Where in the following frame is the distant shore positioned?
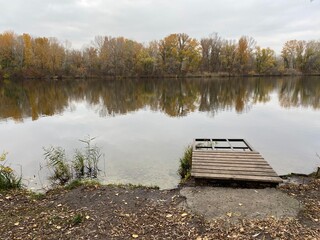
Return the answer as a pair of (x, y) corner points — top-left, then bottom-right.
(1, 71), (320, 82)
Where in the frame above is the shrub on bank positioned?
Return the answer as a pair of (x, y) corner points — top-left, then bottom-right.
(0, 152), (22, 190)
(178, 146), (193, 181)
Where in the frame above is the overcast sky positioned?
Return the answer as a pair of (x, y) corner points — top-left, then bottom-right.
(0, 0), (319, 52)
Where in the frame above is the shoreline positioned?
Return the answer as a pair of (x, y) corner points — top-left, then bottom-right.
(1, 72), (320, 82)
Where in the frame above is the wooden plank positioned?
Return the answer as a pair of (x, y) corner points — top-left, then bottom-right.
(192, 150), (261, 156)
(192, 151), (262, 158)
(192, 156), (266, 161)
(191, 169), (279, 177)
(192, 155), (264, 159)
(192, 162), (272, 169)
(191, 172), (283, 183)
(193, 150), (260, 155)
(192, 170), (278, 177)
(191, 165), (274, 172)
(192, 160), (269, 165)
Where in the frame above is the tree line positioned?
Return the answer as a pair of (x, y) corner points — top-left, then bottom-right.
(0, 31), (320, 79)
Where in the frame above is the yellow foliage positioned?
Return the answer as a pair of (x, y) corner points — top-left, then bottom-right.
(0, 152), (8, 162)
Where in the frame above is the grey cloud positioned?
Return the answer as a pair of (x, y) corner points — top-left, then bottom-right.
(0, 0), (319, 52)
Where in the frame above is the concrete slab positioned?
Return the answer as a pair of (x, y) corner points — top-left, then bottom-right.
(180, 187), (302, 221)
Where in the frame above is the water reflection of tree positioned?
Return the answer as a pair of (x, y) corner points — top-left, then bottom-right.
(278, 78), (320, 109)
(0, 77), (319, 122)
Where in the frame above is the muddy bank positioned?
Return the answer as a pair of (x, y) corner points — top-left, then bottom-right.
(0, 179), (319, 239)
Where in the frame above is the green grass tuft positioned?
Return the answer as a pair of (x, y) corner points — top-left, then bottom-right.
(72, 213), (84, 225)
(178, 146), (193, 181)
(0, 152), (22, 190)
(65, 179), (101, 190)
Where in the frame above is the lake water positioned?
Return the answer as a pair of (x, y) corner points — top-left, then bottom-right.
(0, 77), (319, 189)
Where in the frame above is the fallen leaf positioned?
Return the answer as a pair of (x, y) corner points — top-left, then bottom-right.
(252, 232), (261, 238)
(14, 222), (19, 226)
(181, 213), (188, 217)
(132, 234), (138, 238)
(226, 212), (232, 217)
(166, 214), (173, 218)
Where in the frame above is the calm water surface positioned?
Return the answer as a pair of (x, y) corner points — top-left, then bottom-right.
(0, 77), (319, 189)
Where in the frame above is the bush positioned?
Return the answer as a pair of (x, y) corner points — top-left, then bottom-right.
(0, 152), (22, 190)
(178, 146), (193, 180)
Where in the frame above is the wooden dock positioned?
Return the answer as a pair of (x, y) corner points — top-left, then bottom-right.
(191, 139), (283, 184)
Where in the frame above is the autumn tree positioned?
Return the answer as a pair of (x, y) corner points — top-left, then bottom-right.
(159, 33), (200, 75)
(48, 38), (65, 75)
(136, 47), (156, 76)
(220, 40), (237, 75)
(83, 46), (99, 76)
(68, 50), (85, 77)
(281, 40), (300, 70)
(158, 34), (179, 74)
(200, 33), (223, 72)
(236, 36), (256, 74)
(22, 33), (34, 71)
(0, 31), (16, 70)
(255, 47), (276, 74)
(302, 41), (320, 73)
(136, 40), (159, 75)
(33, 37), (50, 75)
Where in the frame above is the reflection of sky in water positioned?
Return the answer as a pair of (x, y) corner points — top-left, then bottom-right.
(1, 91), (319, 190)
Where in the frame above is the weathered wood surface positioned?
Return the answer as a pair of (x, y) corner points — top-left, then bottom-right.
(191, 150), (283, 183)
